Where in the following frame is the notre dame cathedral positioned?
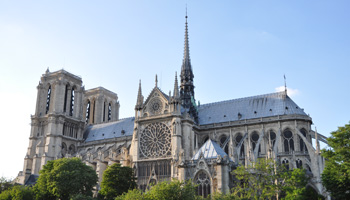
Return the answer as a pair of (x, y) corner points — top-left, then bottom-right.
(17, 15), (328, 198)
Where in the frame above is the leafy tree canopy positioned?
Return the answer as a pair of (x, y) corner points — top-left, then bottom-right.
(0, 185), (34, 200)
(322, 122), (350, 199)
(116, 180), (201, 200)
(227, 159), (311, 200)
(0, 177), (15, 194)
(99, 163), (137, 199)
(33, 157), (98, 200)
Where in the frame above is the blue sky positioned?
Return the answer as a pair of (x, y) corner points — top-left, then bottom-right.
(0, 1), (349, 178)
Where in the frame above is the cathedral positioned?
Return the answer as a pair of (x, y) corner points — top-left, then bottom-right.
(17, 15), (328, 198)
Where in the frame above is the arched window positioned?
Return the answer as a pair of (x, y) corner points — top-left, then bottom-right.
(69, 88), (75, 116)
(219, 135), (229, 154)
(86, 101), (90, 123)
(63, 85), (68, 112)
(108, 103), (112, 121)
(103, 102), (106, 122)
(282, 158), (289, 170)
(299, 129), (308, 152)
(268, 130), (276, 148)
(195, 170), (211, 198)
(68, 144), (75, 155)
(62, 122), (67, 136)
(296, 159), (303, 169)
(61, 142), (67, 157)
(283, 129), (294, 153)
(46, 85), (51, 114)
(92, 100), (96, 123)
(251, 132), (261, 154)
(203, 136), (209, 144)
(235, 133), (244, 157)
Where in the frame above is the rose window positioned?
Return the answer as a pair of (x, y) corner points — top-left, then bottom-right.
(149, 98), (163, 115)
(139, 122), (171, 158)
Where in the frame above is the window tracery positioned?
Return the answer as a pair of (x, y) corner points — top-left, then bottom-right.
(86, 101), (90, 123)
(251, 132), (261, 154)
(282, 158), (289, 170)
(283, 129), (294, 153)
(299, 129), (308, 152)
(108, 103), (112, 121)
(235, 133), (244, 157)
(139, 122), (171, 158)
(69, 88), (75, 116)
(46, 85), (51, 114)
(268, 130), (276, 148)
(219, 135), (229, 154)
(195, 170), (211, 198)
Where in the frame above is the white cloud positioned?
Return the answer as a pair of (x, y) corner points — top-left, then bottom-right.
(275, 86), (300, 97)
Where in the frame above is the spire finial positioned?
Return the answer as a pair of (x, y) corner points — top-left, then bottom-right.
(173, 71), (179, 98)
(155, 74), (158, 87)
(136, 79), (143, 109)
(284, 74), (287, 95)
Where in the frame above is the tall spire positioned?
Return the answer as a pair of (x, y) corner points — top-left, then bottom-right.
(135, 80), (143, 110)
(173, 72), (179, 98)
(179, 10), (198, 123)
(182, 11), (192, 72)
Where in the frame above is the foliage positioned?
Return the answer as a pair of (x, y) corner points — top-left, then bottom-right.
(229, 159), (309, 200)
(0, 177), (15, 194)
(70, 193), (96, 200)
(321, 122), (350, 199)
(115, 180), (201, 200)
(114, 189), (144, 200)
(0, 185), (34, 200)
(99, 163), (137, 199)
(33, 157), (98, 200)
(144, 179), (200, 200)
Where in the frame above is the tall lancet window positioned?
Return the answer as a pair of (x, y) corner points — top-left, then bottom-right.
(63, 85), (68, 112)
(283, 129), (294, 153)
(219, 135), (229, 154)
(268, 130), (276, 148)
(103, 102), (106, 122)
(86, 101), (90, 123)
(69, 88), (75, 116)
(251, 132), (261, 154)
(235, 133), (244, 158)
(108, 103), (112, 121)
(195, 171), (211, 198)
(299, 129), (308, 152)
(46, 85), (51, 114)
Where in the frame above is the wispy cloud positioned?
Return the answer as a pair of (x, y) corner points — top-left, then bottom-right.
(275, 86), (300, 97)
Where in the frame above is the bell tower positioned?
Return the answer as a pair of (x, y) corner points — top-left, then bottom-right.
(20, 69), (85, 184)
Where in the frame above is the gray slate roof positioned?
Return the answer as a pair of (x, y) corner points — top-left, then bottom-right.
(84, 117), (135, 142)
(192, 139), (229, 160)
(198, 92), (307, 125)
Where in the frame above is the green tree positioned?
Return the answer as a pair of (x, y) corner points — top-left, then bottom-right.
(33, 157), (98, 200)
(99, 163), (137, 199)
(115, 180), (201, 200)
(321, 122), (350, 199)
(144, 179), (200, 200)
(229, 159), (309, 200)
(0, 177), (14, 194)
(114, 189), (143, 200)
(0, 185), (34, 200)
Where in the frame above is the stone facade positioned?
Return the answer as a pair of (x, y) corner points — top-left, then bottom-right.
(18, 16), (328, 198)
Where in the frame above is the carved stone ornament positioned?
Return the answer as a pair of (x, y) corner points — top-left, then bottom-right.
(139, 122), (171, 158)
(149, 98), (163, 115)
